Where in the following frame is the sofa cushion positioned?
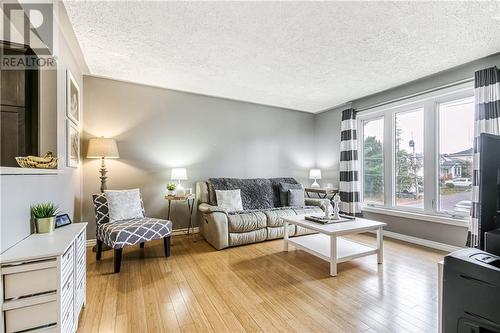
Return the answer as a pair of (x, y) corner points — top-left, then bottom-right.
(267, 225), (296, 240)
(228, 211), (267, 233)
(278, 182), (303, 206)
(263, 208), (297, 227)
(229, 229), (267, 246)
(269, 177), (300, 207)
(209, 178), (274, 210)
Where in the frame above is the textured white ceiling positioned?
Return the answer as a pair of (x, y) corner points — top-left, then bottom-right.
(64, 1), (500, 113)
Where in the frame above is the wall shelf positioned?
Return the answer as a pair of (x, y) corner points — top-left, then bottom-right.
(0, 167), (62, 176)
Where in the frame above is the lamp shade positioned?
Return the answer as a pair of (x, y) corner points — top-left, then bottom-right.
(86, 137), (119, 158)
(171, 168), (187, 180)
(309, 169), (322, 180)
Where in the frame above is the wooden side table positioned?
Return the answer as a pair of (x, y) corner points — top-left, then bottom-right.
(304, 187), (338, 200)
(165, 194), (196, 235)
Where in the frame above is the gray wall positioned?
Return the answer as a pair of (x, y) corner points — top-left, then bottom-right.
(315, 52), (500, 247)
(80, 53), (500, 246)
(363, 212), (467, 247)
(82, 76), (316, 238)
(1, 3), (88, 253)
(314, 103), (344, 188)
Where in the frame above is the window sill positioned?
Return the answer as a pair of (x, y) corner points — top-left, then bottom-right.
(362, 206), (469, 228)
(0, 167), (62, 175)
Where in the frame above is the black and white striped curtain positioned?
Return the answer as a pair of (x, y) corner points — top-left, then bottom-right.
(339, 108), (361, 215)
(469, 66), (500, 247)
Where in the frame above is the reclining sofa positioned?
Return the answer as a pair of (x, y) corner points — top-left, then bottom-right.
(196, 177), (330, 250)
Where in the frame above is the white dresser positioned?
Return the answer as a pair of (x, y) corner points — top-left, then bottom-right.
(0, 223), (87, 333)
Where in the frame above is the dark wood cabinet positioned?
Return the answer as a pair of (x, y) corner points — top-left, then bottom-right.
(0, 41), (38, 167)
(1, 70), (25, 107)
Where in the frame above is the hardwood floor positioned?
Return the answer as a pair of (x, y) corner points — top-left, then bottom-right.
(78, 233), (445, 333)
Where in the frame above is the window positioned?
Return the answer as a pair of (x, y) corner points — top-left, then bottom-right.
(438, 97), (474, 216)
(395, 109), (424, 209)
(362, 118), (384, 204)
(359, 84), (474, 221)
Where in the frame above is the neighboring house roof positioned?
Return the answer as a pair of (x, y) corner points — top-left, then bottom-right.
(439, 155), (463, 167)
(447, 148), (473, 157)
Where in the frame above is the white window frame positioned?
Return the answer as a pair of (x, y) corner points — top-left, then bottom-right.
(358, 81), (474, 224)
(434, 95), (475, 215)
(360, 116), (385, 206)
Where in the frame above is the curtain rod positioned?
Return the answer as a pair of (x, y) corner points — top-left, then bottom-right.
(356, 77), (474, 113)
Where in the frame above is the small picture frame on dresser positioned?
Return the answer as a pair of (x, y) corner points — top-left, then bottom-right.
(55, 214), (72, 228)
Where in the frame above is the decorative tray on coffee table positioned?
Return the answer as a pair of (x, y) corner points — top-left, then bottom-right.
(305, 214), (355, 224)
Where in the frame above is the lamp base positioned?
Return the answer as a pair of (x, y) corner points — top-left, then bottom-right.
(310, 180), (320, 188)
(175, 182), (186, 196)
(100, 157), (108, 193)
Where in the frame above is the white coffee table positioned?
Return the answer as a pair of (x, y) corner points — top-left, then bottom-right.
(283, 216), (386, 276)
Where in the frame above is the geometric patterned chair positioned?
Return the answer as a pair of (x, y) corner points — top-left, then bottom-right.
(92, 193), (172, 273)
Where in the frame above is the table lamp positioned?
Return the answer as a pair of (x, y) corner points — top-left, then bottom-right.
(171, 168), (187, 195)
(87, 137), (119, 192)
(309, 169), (322, 188)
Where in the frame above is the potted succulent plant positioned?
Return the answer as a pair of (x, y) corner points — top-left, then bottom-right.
(166, 182), (177, 196)
(31, 202), (59, 234)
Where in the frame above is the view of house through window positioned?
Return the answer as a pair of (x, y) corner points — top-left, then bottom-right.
(395, 109), (424, 209)
(363, 118), (384, 204)
(438, 97), (474, 216)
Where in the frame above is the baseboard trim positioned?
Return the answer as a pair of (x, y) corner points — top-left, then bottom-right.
(85, 227), (460, 252)
(172, 227), (200, 236)
(86, 227), (200, 247)
(372, 230), (464, 252)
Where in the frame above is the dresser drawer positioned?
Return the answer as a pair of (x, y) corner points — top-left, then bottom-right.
(21, 325), (58, 333)
(61, 244), (74, 282)
(3, 261), (58, 300)
(75, 275), (85, 311)
(61, 297), (74, 333)
(76, 254), (85, 280)
(77, 230), (85, 252)
(61, 272), (74, 311)
(5, 299), (57, 333)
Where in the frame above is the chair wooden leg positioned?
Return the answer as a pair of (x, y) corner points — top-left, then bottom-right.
(163, 236), (171, 257)
(139, 242), (145, 248)
(96, 240), (102, 261)
(114, 248), (123, 273)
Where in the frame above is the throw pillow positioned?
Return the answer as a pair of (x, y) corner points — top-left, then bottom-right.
(215, 189), (243, 212)
(288, 189), (305, 207)
(278, 182), (303, 206)
(269, 177), (300, 207)
(104, 189), (144, 222)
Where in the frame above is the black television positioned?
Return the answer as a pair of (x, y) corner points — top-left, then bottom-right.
(477, 133), (500, 251)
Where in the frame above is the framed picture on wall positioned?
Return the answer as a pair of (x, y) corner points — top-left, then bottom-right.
(66, 120), (80, 168)
(66, 69), (80, 124)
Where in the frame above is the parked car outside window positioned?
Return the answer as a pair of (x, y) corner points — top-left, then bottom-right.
(445, 178), (472, 187)
(453, 200), (472, 217)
